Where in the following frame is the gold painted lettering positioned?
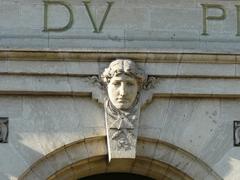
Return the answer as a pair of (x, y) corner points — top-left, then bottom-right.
(83, 1), (114, 33)
(43, 0), (74, 32)
(201, 4), (226, 35)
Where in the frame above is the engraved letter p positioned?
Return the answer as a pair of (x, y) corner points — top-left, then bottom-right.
(201, 4), (226, 35)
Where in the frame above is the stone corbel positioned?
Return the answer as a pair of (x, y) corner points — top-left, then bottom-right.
(87, 59), (158, 161)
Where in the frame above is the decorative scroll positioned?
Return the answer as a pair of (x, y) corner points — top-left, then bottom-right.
(0, 117), (8, 143)
(234, 121), (240, 146)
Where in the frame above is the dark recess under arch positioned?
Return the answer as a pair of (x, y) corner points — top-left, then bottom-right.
(79, 172), (154, 180)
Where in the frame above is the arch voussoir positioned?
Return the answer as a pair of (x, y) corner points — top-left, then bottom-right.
(19, 136), (221, 180)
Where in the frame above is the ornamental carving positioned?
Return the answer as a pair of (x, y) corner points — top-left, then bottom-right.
(234, 121), (240, 146)
(101, 59), (145, 161)
(0, 118), (8, 143)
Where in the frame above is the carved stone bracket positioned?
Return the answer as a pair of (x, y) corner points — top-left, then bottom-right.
(86, 76), (106, 104)
(141, 76), (160, 107)
(0, 117), (8, 143)
(86, 60), (159, 161)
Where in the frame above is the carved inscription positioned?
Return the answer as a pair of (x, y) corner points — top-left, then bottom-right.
(201, 4), (226, 36)
(83, 1), (114, 33)
(43, 0), (74, 32)
(43, 0), (113, 33)
(42, 1), (240, 36)
(0, 118), (8, 143)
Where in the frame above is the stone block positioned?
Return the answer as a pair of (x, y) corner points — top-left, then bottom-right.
(48, 29), (124, 49)
(19, 4), (43, 29)
(36, 133), (68, 155)
(65, 62), (99, 75)
(147, 160), (168, 179)
(31, 157), (56, 179)
(83, 127), (106, 138)
(96, 7), (149, 30)
(140, 98), (170, 129)
(88, 156), (107, 175)
(32, 76), (71, 92)
(138, 128), (160, 140)
(65, 141), (88, 163)
(199, 121), (232, 166)
(136, 138), (157, 158)
(177, 63), (235, 77)
(107, 159), (134, 172)
(85, 137), (107, 157)
(234, 64), (240, 76)
(131, 157), (151, 176)
(153, 143), (177, 165)
(72, 159), (91, 179)
(0, 37), (48, 49)
(125, 0), (196, 8)
(0, 3), (21, 28)
(0, 96), (23, 118)
(46, 149), (72, 172)
(186, 159), (210, 179)
(10, 132), (45, 165)
(150, 8), (201, 31)
(144, 63), (178, 76)
(7, 61), (67, 75)
(213, 148), (240, 180)
(0, 61), (8, 73)
(54, 166), (75, 180)
(0, 145), (29, 178)
(20, 171), (41, 180)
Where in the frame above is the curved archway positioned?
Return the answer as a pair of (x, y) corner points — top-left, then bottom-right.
(19, 136), (222, 180)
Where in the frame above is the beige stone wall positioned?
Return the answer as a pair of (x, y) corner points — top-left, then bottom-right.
(0, 51), (239, 179)
(0, 0), (240, 52)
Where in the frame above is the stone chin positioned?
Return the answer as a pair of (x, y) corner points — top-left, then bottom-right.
(113, 101), (133, 110)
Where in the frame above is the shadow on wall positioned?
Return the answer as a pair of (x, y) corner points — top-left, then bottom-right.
(214, 147), (240, 179)
(8, 132), (44, 180)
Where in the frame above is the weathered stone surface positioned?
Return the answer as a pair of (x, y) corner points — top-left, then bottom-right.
(0, 50), (239, 179)
(0, 0), (240, 51)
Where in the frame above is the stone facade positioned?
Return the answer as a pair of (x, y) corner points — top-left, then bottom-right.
(0, 0), (240, 179)
(0, 51), (239, 179)
(0, 0), (239, 52)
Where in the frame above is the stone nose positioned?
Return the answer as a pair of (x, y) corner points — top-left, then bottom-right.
(119, 83), (126, 96)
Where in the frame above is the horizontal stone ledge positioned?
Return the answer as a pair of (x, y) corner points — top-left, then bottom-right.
(0, 49), (239, 64)
(1, 76), (240, 98)
(0, 61), (238, 77)
(0, 92), (239, 99)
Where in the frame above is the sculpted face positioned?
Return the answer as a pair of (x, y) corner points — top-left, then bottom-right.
(108, 73), (138, 110)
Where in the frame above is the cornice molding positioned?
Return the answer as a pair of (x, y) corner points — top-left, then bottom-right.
(0, 49), (239, 64)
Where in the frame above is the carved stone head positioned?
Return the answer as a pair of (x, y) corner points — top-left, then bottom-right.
(101, 59), (145, 110)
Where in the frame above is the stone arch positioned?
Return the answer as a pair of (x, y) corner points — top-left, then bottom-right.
(18, 136), (222, 180)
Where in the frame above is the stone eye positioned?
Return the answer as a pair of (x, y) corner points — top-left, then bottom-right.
(113, 81), (120, 86)
(127, 82), (134, 86)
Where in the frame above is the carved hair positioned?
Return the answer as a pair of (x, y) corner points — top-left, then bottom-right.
(101, 59), (145, 87)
